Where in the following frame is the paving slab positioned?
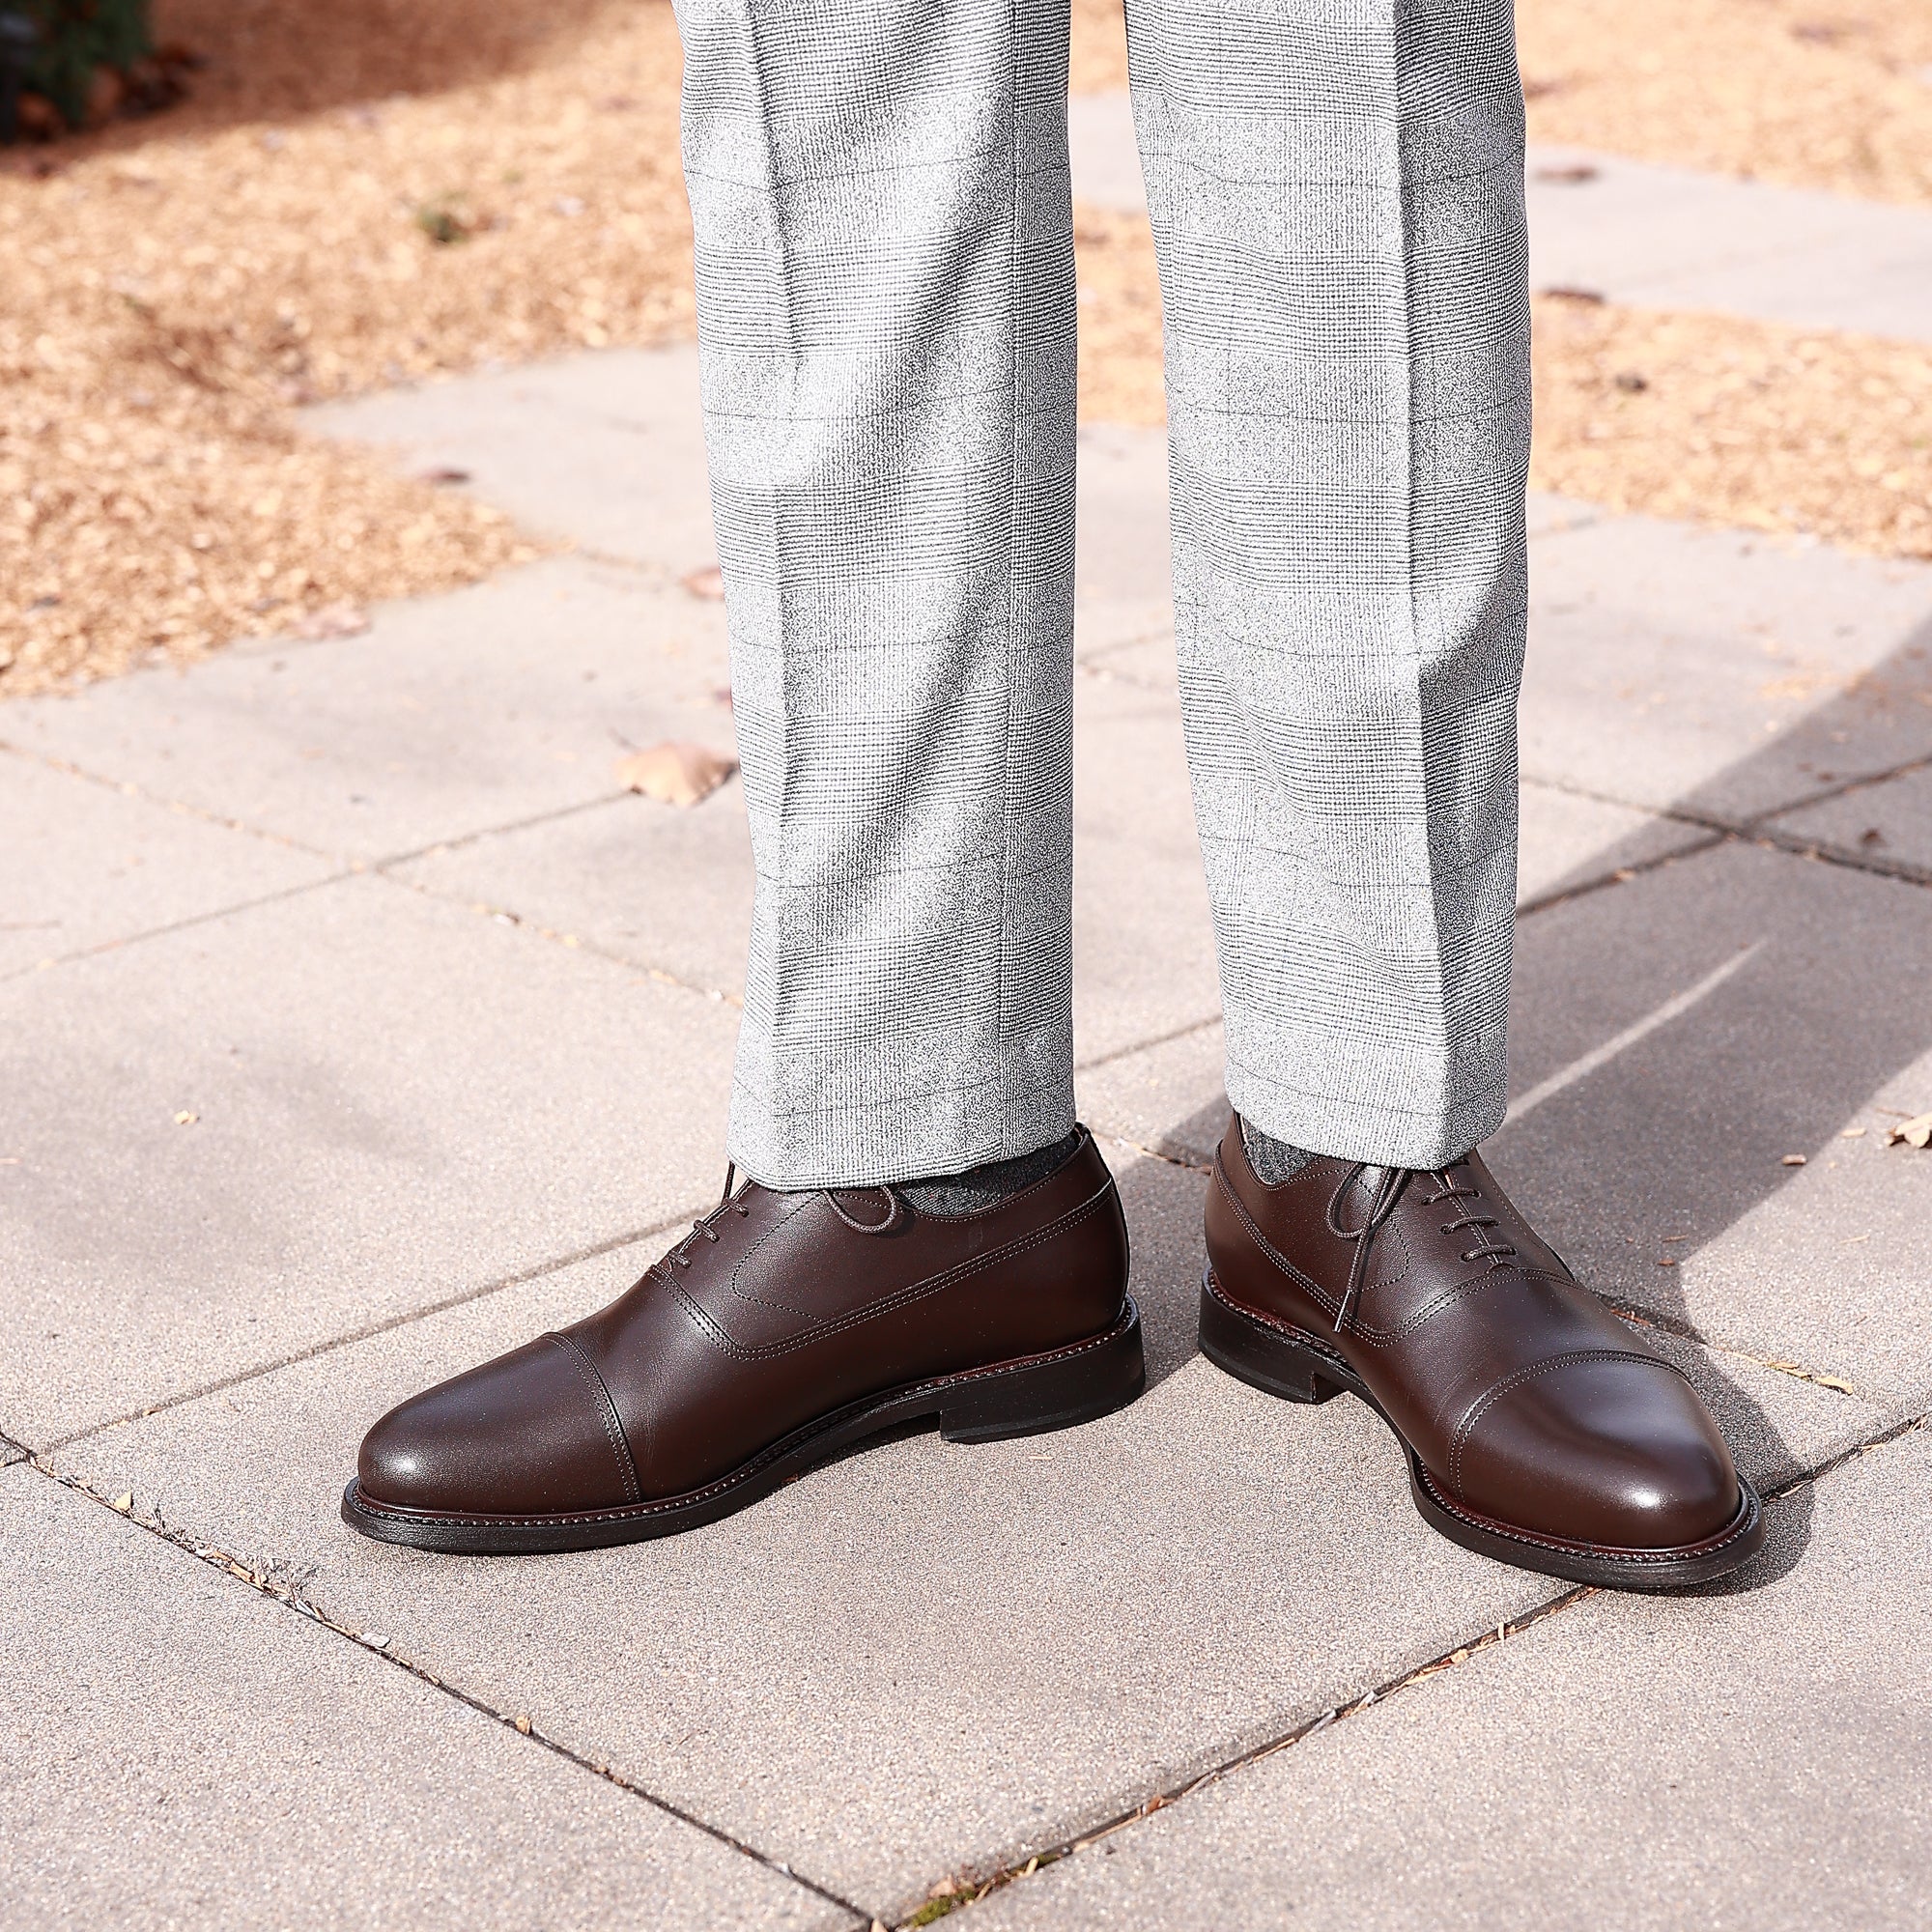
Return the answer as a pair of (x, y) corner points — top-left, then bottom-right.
(0, 554), (736, 864)
(971, 1427), (1932, 1932)
(0, 1463), (842, 1931)
(385, 667), (1222, 1059)
(0, 874), (736, 1448)
(309, 345), (720, 577)
(392, 786), (756, 1000)
(1495, 838), (1932, 1402)
(47, 1147), (1573, 1924)
(1074, 423), (1174, 655)
(49, 1137), (1873, 1926)
(1071, 783), (1705, 1158)
(1525, 144), (1932, 342)
(1070, 678), (1219, 1067)
(1520, 515), (1932, 823)
(1070, 91), (1932, 345)
(1770, 760), (1932, 882)
(316, 354), (1176, 663)
(1076, 1018), (1224, 1167)
(0, 748), (336, 980)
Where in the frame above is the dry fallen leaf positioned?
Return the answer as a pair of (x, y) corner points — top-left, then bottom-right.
(288, 601), (371, 641)
(513, 1714), (532, 1735)
(110, 1492), (133, 1512)
(173, 1110), (198, 1126)
(1841, 1125), (1868, 1138)
(1885, 1112), (1932, 1149)
(1780, 1153), (1807, 1166)
(680, 564), (725, 601)
(615, 742), (738, 807)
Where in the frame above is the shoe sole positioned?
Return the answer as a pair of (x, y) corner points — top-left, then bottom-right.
(1199, 1269), (1766, 1592)
(341, 1297), (1146, 1554)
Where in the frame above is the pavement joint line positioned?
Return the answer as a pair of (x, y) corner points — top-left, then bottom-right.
(0, 738), (337, 860)
(1525, 508), (1605, 543)
(0, 867), (361, 987)
(371, 862), (746, 1010)
(896, 1406), (1932, 1925)
(1073, 657), (1172, 696)
(888, 1585), (1592, 1926)
(1072, 622), (1176, 665)
(1514, 829), (1730, 920)
(1073, 1013), (1222, 1077)
(369, 786), (642, 869)
(1525, 759), (1932, 893)
(1093, 1130), (1213, 1177)
(8, 1454), (871, 1929)
(1603, 1296), (1877, 1405)
(38, 1208), (703, 1457)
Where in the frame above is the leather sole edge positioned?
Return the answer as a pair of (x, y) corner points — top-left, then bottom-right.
(341, 1297), (1146, 1555)
(1199, 1268), (1768, 1593)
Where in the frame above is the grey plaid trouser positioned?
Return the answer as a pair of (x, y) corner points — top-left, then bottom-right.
(675, 0), (1531, 1187)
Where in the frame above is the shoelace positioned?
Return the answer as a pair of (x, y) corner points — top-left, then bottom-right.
(1325, 1163), (1413, 1333)
(668, 1163), (751, 1269)
(1324, 1160), (1519, 1332)
(667, 1167), (904, 1268)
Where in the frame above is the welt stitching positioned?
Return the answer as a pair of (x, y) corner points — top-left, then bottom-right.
(351, 1306), (1135, 1530)
(1413, 1461), (1760, 1564)
(546, 1332), (641, 1504)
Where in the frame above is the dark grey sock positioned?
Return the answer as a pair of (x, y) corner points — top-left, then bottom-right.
(1241, 1120), (1316, 1185)
(898, 1128), (1085, 1217)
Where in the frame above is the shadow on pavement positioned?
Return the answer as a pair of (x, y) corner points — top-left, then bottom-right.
(1119, 621), (1932, 1592)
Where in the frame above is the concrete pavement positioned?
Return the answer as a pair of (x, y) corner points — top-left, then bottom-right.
(5, 143), (1931, 1932)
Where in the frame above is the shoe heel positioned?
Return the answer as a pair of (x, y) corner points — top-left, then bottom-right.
(1199, 1269), (1347, 1405)
(938, 1300), (1146, 1443)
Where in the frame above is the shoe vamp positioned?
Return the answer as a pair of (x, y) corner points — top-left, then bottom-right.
(685, 1195), (1008, 1352)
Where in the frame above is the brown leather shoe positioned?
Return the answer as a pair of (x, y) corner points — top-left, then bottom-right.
(343, 1126), (1141, 1552)
(1202, 1116), (1763, 1590)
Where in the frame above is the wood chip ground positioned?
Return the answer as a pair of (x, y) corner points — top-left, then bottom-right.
(5, 0), (1927, 695)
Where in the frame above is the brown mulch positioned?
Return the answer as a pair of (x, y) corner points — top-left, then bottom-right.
(1520, 0), (1932, 207)
(1070, 207), (1932, 562)
(8, 0), (1930, 696)
(2, 0), (691, 695)
(1077, 0), (1932, 208)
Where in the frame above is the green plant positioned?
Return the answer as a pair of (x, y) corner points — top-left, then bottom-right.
(16, 0), (152, 129)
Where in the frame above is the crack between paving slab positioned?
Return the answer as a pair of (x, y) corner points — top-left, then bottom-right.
(1094, 1132), (1212, 1177)
(1073, 1014), (1221, 1077)
(12, 1456), (869, 1928)
(0, 869), (361, 984)
(1525, 759), (1932, 895)
(376, 863), (744, 1010)
(895, 1406), (1932, 1926)
(28, 1341), (1926, 1932)
(372, 788), (641, 869)
(888, 1587), (1593, 1926)
(1073, 622), (1176, 666)
(1072, 657), (1174, 696)
(1515, 830), (1729, 920)
(40, 1209), (701, 1454)
(0, 740), (341, 860)
(1602, 1296), (1877, 1403)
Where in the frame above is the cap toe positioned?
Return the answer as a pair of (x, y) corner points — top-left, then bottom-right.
(355, 1335), (636, 1518)
(1457, 1354), (1743, 1551)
